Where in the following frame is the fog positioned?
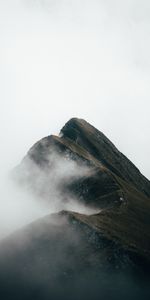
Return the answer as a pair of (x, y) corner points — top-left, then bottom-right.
(0, 148), (98, 238)
(0, 0), (150, 237)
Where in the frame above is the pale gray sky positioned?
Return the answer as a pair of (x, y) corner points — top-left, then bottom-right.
(0, 0), (150, 178)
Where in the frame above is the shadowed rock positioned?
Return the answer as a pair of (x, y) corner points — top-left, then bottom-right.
(1, 118), (150, 299)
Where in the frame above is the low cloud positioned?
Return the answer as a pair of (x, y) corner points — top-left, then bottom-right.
(0, 143), (97, 238)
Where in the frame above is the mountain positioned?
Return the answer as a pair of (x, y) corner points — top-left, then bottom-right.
(61, 118), (150, 197)
(0, 118), (150, 300)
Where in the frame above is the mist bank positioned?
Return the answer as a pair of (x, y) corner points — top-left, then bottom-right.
(0, 148), (97, 238)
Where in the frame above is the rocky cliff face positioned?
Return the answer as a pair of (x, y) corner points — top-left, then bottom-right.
(0, 118), (150, 300)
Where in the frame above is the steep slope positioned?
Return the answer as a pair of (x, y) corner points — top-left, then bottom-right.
(0, 210), (149, 300)
(15, 133), (120, 208)
(61, 118), (150, 197)
(15, 117), (150, 204)
(1, 117), (150, 299)
(13, 118), (150, 260)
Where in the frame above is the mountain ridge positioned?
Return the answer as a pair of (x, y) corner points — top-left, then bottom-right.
(13, 118), (150, 260)
(61, 118), (150, 197)
(1, 117), (150, 299)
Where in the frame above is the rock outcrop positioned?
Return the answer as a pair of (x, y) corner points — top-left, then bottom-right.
(1, 118), (150, 300)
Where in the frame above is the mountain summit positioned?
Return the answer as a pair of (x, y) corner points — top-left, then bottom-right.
(0, 118), (150, 300)
(61, 118), (150, 196)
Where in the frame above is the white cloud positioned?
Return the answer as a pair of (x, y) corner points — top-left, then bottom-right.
(0, 0), (150, 179)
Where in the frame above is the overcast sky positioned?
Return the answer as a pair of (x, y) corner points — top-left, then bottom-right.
(0, 0), (150, 178)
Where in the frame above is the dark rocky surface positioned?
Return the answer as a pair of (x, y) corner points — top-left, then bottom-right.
(1, 118), (150, 299)
(61, 118), (150, 197)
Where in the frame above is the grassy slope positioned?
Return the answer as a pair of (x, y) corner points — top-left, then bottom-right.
(48, 133), (150, 264)
(14, 118), (150, 266)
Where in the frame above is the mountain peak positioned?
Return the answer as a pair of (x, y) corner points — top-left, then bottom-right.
(2, 118), (150, 299)
(17, 117), (150, 199)
(60, 118), (150, 197)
